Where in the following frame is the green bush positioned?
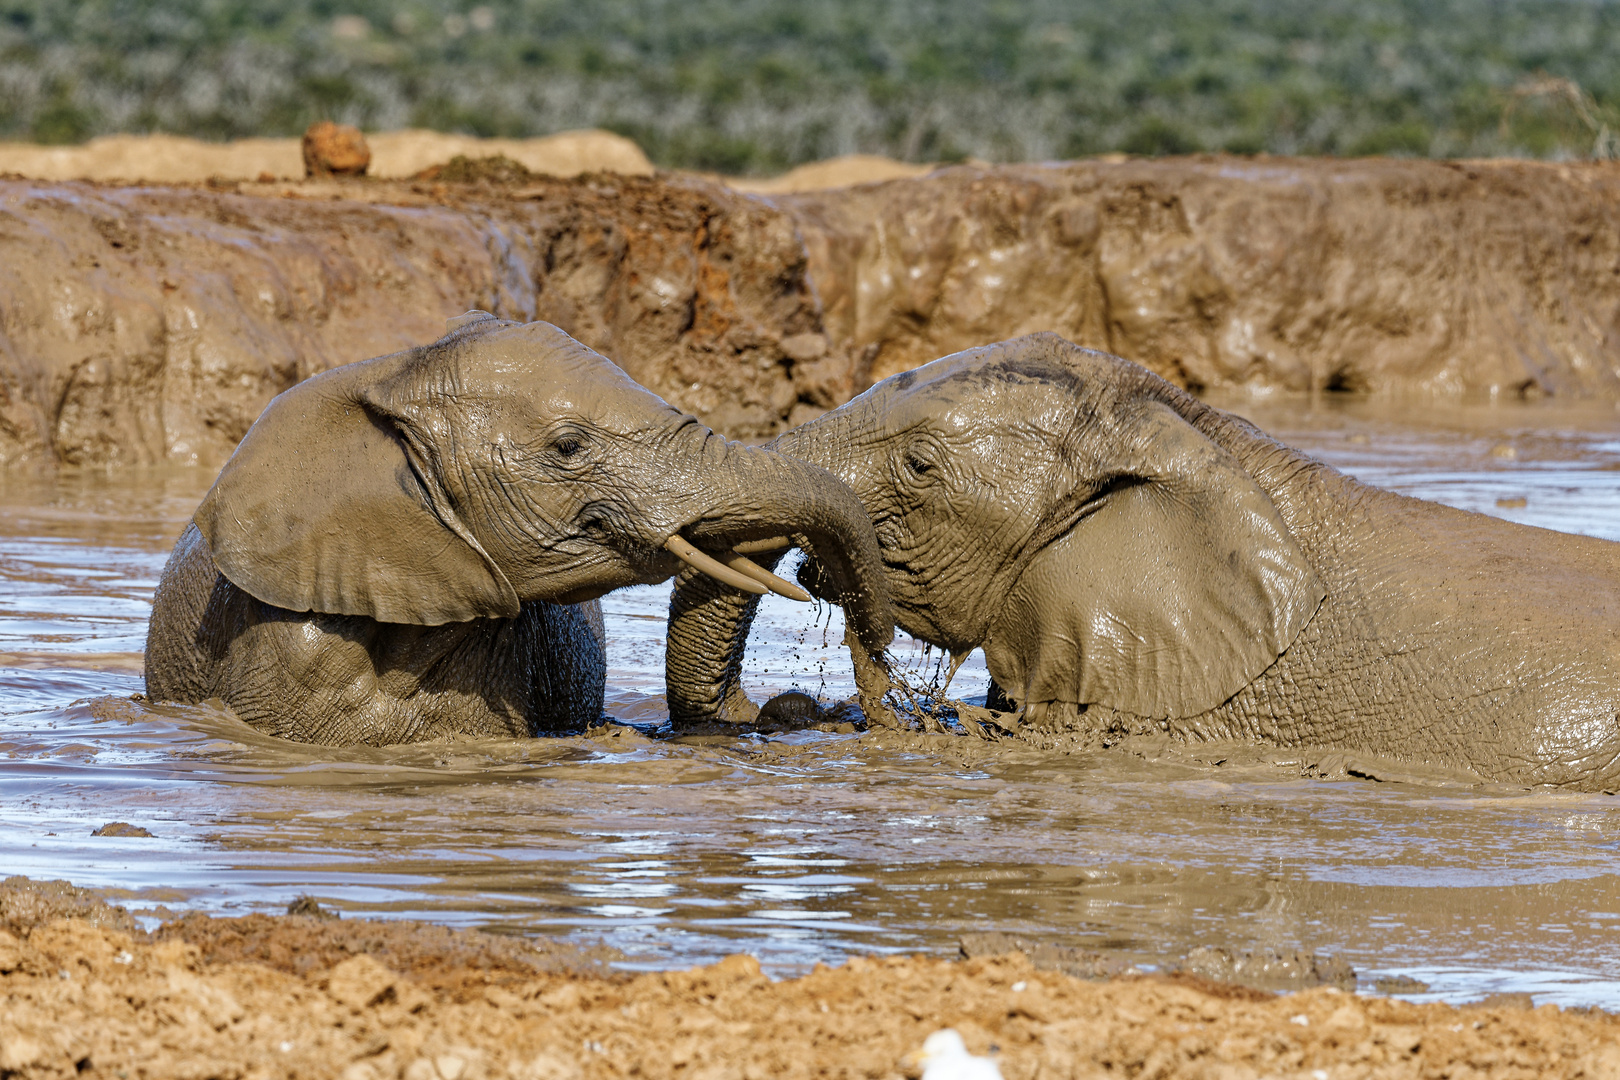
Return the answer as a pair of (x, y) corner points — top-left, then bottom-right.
(1121, 117), (1203, 157)
(0, 0), (1617, 170)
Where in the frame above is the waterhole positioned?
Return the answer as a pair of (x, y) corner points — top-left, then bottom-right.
(2, 396), (1618, 1006)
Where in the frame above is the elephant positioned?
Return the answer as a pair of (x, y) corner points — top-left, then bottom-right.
(666, 333), (1620, 790)
(145, 313), (892, 745)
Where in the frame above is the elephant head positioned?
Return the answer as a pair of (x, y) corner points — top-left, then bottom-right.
(666, 332), (1323, 727)
(193, 313), (893, 653)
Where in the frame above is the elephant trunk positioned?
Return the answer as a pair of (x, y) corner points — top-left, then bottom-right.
(665, 553), (787, 726)
(665, 414), (878, 726)
(664, 432), (890, 726)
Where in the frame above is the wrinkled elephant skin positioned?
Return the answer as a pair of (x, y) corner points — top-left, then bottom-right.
(667, 333), (1620, 790)
(146, 316), (890, 745)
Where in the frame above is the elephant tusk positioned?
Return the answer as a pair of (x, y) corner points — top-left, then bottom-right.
(662, 535), (810, 602)
(665, 535), (767, 595)
(732, 536), (792, 554)
(722, 550), (812, 602)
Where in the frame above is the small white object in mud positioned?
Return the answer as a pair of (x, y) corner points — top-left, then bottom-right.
(907, 1029), (1003, 1080)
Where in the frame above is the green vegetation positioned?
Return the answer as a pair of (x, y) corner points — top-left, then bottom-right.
(2, 0), (1618, 171)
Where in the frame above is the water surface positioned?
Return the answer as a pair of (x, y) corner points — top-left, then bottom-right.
(2, 397), (1618, 1007)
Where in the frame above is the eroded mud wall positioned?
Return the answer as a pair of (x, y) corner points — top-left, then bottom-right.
(4, 158), (1620, 468)
(782, 158), (1620, 400)
(0, 185), (483, 467)
(0, 176), (823, 467)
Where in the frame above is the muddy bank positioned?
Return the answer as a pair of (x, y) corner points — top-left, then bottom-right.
(1, 879), (1616, 1080)
(4, 157), (1620, 467)
(783, 157), (1620, 399)
(0, 174), (821, 466)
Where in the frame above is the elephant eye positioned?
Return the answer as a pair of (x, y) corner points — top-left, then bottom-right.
(900, 434), (943, 486)
(553, 435), (583, 459)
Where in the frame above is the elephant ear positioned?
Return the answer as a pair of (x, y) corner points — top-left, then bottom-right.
(193, 351), (520, 626)
(986, 401), (1324, 720)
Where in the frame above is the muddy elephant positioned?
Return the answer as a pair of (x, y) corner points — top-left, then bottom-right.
(667, 333), (1620, 790)
(145, 314), (891, 745)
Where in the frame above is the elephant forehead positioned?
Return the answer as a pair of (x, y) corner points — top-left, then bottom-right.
(888, 372), (1074, 436)
(456, 324), (642, 393)
(424, 322), (680, 427)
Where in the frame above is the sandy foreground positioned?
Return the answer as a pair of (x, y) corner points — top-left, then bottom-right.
(0, 879), (1615, 1080)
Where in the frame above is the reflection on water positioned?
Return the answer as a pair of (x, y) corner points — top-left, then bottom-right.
(1, 398), (1618, 1007)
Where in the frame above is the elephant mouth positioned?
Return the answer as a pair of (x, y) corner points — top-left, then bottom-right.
(569, 488), (815, 602)
(796, 546), (985, 655)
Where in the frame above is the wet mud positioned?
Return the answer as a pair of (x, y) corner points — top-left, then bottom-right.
(0, 173), (821, 467)
(786, 158), (1620, 402)
(6, 157), (1620, 467)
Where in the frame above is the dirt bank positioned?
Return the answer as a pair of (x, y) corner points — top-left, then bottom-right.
(723, 154), (942, 194)
(0, 130), (654, 184)
(781, 157), (1620, 399)
(0, 133), (923, 192)
(3, 157), (1620, 467)
(0, 174), (822, 466)
(0, 879), (1615, 1080)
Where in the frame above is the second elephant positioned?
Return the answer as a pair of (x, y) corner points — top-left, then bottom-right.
(667, 333), (1620, 790)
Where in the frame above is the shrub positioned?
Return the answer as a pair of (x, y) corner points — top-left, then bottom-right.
(1, 0), (1617, 168)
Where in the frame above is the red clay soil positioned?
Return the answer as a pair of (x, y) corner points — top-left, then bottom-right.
(0, 879), (1616, 1080)
(3, 157), (1620, 468)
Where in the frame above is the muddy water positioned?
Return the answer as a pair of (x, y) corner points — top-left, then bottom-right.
(2, 397), (1619, 1007)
